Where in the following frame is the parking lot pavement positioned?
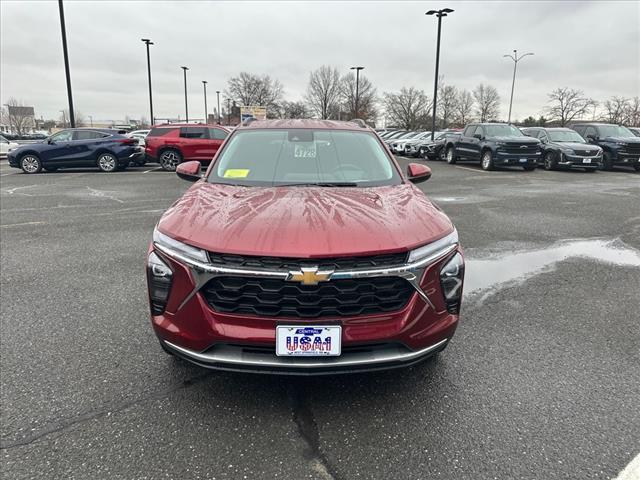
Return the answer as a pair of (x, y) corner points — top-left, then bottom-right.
(1, 160), (639, 479)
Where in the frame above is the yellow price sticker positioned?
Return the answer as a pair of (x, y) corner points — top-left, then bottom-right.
(223, 169), (250, 178)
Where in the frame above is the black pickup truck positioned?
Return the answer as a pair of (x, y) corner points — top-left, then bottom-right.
(443, 123), (542, 171)
(570, 123), (640, 171)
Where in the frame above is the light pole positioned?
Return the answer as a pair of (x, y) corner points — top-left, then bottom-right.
(181, 66), (189, 123)
(141, 38), (154, 125)
(88, 115), (93, 127)
(59, 110), (66, 128)
(202, 81), (208, 123)
(350, 66), (364, 119)
(426, 8), (454, 140)
(58, 0), (75, 127)
(216, 91), (221, 124)
(226, 98), (231, 125)
(503, 49), (534, 124)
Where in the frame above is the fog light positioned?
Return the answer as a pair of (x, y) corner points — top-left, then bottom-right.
(147, 251), (173, 315)
(440, 252), (464, 314)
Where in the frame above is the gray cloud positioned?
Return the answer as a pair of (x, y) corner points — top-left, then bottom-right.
(1, 0), (638, 123)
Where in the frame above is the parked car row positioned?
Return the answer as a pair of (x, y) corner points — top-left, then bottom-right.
(385, 122), (640, 172)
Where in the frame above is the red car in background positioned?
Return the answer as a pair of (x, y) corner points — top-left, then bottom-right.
(145, 123), (230, 171)
(146, 119), (464, 375)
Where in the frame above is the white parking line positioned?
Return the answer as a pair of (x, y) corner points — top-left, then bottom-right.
(455, 166), (490, 174)
(0, 221), (46, 228)
(143, 167), (162, 174)
(614, 453), (640, 480)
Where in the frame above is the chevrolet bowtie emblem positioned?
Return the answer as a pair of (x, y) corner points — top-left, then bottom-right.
(287, 266), (334, 285)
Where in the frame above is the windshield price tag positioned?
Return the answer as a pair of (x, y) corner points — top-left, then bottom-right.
(294, 144), (317, 159)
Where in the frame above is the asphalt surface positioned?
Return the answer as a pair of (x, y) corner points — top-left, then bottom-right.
(1, 158), (639, 479)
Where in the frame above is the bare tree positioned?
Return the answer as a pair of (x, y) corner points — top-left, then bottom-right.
(4, 98), (35, 135)
(279, 100), (311, 119)
(545, 87), (595, 127)
(304, 65), (342, 120)
(383, 87), (431, 130)
(437, 84), (458, 129)
(455, 89), (474, 126)
(59, 109), (86, 127)
(340, 72), (378, 121)
(473, 84), (501, 122)
(624, 96), (640, 126)
(225, 72), (284, 118)
(602, 96), (631, 125)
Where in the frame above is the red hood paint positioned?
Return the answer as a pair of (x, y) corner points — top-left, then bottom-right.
(158, 182), (454, 258)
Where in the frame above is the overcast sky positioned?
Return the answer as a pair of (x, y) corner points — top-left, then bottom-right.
(1, 0), (639, 123)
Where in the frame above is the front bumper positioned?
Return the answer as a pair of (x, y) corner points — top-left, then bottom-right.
(495, 151), (540, 166)
(149, 236), (463, 374)
(558, 152), (602, 169)
(612, 152), (640, 166)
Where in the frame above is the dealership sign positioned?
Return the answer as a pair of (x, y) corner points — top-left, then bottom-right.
(240, 106), (267, 123)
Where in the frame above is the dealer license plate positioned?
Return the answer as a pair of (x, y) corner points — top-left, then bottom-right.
(519, 158), (528, 163)
(276, 326), (341, 356)
(583, 158), (592, 164)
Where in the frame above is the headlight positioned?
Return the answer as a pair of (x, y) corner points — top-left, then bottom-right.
(147, 251), (173, 315)
(153, 227), (209, 264)
(440, 252), (464, 314)
(496, 142), (507, 146)
(615, 142), (627, 147)
(561, 148), (574, 154)
(408, 229), (459, 264)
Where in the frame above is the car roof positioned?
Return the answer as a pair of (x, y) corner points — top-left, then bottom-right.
(151, 123), (229, 129)
(236, 119), (369, 132)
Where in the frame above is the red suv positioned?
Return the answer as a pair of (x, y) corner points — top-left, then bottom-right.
(145, 123), (230, 171)
(146, 119), (464, 374)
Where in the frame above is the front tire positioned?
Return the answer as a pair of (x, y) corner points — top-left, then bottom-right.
(543, 152), (557, 171)
(159, 149), (182, 171)
(20, 154), (42, 174)
(445, 147), (457, 164)
(481, 150), (494, 171)
(97, 152), (119, 172)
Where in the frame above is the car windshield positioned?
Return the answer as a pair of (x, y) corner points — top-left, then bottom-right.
(0, 135), (7, 142)
(208, 129), (402, 187)
(484, 125), (525, 137)
(597, 125), (634, 138)
(549, 130), (585, 143)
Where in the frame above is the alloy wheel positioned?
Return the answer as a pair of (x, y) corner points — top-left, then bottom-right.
(21, 155), (41, 173)
(160, 151), (180, 171)
(98, 154), (117, 172)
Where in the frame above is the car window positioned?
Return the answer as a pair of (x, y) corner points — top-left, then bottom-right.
(180, 127), (207, 139)
(0, 135), (7, 143)
(584, 126), (597, 138)
(74, 130), (107, 141)
(483, 125), (524, 137)
(463, 126), (476, 136)
(209, 129), (402, 187)
(596, 125), (634, 138)
(548, 130), (585, 143)
(572, 125), (585, 136)
(147, 127), (176, 137)
(475, 126), (485, 137)
(209, 128), (229, 140)
(50, 130), (74, 142)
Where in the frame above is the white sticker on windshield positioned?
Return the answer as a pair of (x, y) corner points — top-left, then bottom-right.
(294, 144), (317, 159)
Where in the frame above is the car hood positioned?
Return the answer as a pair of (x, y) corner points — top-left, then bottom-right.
(490, 136), (540, 144)
(553, 142), (599, 150)
(157, 182), (454, 258)
(603, 136), (640, 144)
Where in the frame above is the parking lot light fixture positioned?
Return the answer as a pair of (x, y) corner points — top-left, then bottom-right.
(58, 0), (75, 128)
(504, 50), (534, 124)
(216, 91), (221, 124)
(141, 39), (154, 125)
(350, 66), (364, 119)
(426, 8), (454, 141)
(181, 66), (189, 123)
(202, 81), (208, 124)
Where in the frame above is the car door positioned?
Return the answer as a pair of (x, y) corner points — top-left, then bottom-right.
(72, 130), (107, 166)
(467, 126), (483, 160)
(207, 127), (229, 159)
(584, 126), (598, 144)
(42, 130), (75, 164)
(455, 126), (474, 159)
(179, 127), (209, 159)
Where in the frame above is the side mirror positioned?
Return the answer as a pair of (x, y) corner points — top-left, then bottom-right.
(407, 163), (431, 184)
(176, 161), (202, 182)
(473, 133), (482, 140)
(47, 138), (55, 144)
(586, 135), (596, 142)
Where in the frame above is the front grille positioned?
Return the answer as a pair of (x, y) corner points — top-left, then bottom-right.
(207, 252), (407, 271)
(501, 144), (539, 154)
(573, 149), (600, 156)
(201, 276), (415, 318)
(624, 144), (640, 154)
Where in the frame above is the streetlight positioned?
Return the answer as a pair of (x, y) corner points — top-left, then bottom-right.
(88, 115), (93, 127)
(216, 91), (221, 124)
(226, 98), (231, 125)
(202, 81), (208, 124)
(350, 66), (364, 119)
(503, 50), (534, 124)
(426, 7), (454, 140)
(180, 66), (189, 123)
(141, 38), (154, 125)
(58, 0), (75, 127)
(59, 110), (67, 128)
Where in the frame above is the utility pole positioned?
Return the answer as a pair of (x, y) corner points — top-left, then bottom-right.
(426, 8), (454, 140)
(226, 98), (231, 125)
(216, 91), (221, 124)
(350, 66), (364, 119)
(58, 0), (75, 127)
(141, 38), (154, 125)
(202, 81), (208, 124)
(181, 66), (189, 122)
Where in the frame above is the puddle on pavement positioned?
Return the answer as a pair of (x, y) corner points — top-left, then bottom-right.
(464, 238), (640, 297)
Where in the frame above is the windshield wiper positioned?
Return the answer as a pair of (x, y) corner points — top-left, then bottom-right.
(274, 182), (359, 187)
